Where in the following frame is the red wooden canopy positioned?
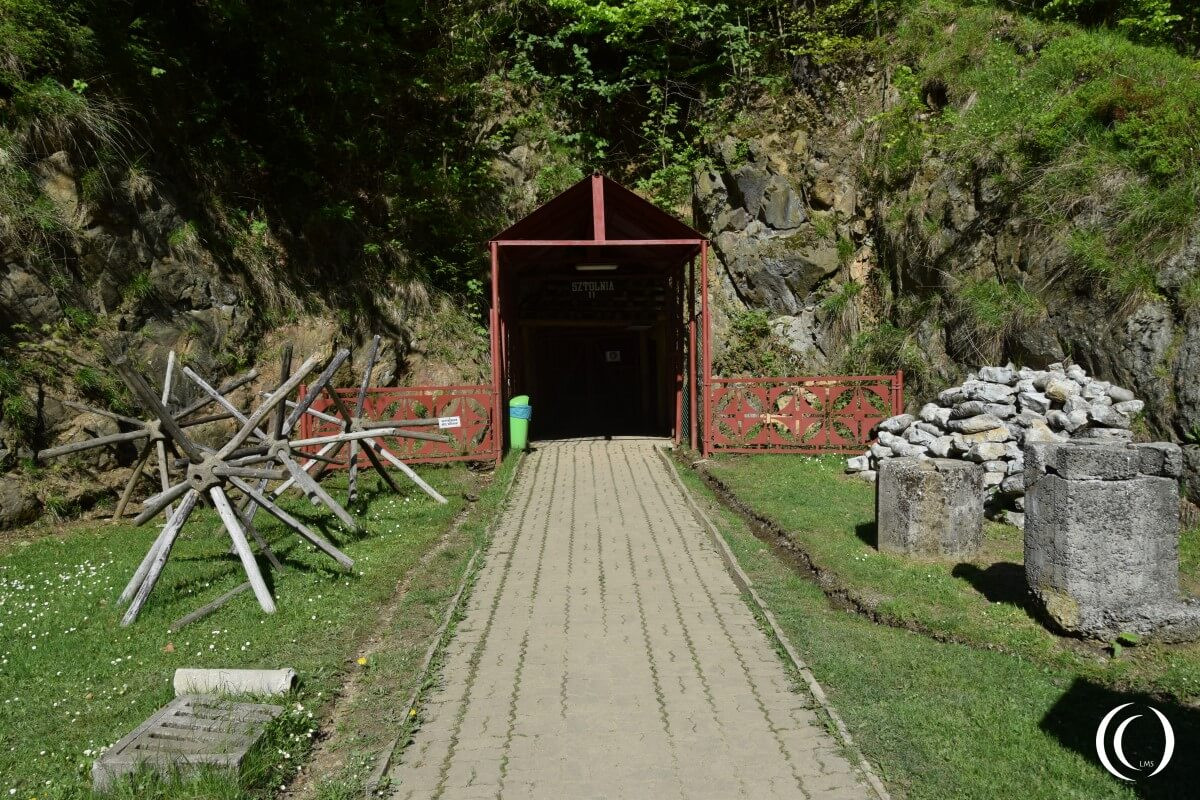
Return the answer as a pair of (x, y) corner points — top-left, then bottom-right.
(488, 173), (711, 452)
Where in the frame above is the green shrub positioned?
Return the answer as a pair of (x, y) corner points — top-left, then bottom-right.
(841, 323), (931, 401)
(714, 308), (797, 378)
(1, 392), (35, 432)
(951, 277), (1045, 362)
(124, 270), (153, 302)
(820, 280), (863, 316)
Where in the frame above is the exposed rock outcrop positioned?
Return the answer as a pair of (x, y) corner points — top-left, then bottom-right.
(692, 75), (1200, 499)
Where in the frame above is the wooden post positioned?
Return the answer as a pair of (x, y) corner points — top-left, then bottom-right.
(210, 487), (276, 614)
(701, 241), (711, 457)
(489, 241), (503, 466)
(121, 489), (200, 626)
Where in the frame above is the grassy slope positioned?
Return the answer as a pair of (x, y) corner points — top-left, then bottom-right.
(675, 459), (1200, 799)
(885, 1), (1200, 302)
(0, 465), (476, 798)
(705, 454), (1200, 700)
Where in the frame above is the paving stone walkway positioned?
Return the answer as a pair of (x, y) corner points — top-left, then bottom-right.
(389, 439), (870, 799)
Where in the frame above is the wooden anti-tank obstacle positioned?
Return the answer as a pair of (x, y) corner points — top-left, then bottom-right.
(36, 354), (258, 521)
(278, 335), (449, 505)
(37, 337), (455, 626)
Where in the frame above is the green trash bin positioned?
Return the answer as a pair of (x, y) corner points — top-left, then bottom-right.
(508, 395), (532, 451)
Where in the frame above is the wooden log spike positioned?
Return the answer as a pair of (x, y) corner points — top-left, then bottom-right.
(368, 440), (448, 504)
(283, 348), (350, 435)
(219, 352), (321, 458)
(105, 346), (205, 464)
(173, 369), (258, 420)
(182, 366), (270, 443)
(134, 481), (191, 526)
(37, 428), (149, 461)
(121, 489), (200, 626)
(227, 476), (353, 570)
(280, 455), (358, 530)
(209, 487), (276, 614)
(168, 582), (251, 633)
(113, 441), (155, 521)
(272, 344), (293, 440)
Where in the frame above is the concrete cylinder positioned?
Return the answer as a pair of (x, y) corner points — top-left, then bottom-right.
(173, 667), (296, 697)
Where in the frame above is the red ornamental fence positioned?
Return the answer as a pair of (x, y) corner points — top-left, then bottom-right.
(706, 372), (903, 455)
(297, 384), (499, 466)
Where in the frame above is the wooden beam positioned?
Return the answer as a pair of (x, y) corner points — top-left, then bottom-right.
(210, 487), (276, 614)
(591, 173), (606, 241)
(494, 239), (704, 247)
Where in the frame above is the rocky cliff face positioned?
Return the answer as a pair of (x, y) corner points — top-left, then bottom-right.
(693, 96), (877, 373)
(693, 76), (1200, 500)
(0, 148), (500, 528)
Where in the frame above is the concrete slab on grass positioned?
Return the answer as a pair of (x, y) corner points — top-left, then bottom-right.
(92, 694), (283, 792)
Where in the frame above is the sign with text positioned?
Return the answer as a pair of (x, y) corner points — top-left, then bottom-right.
(571, 279), (615, 299)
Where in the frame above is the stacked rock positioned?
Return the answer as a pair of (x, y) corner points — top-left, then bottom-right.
(845, 362), (1145, 526)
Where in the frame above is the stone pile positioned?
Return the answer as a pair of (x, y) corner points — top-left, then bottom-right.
(845, 362), (1145, 526)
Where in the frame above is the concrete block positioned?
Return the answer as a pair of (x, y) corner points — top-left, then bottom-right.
(1132, 442), (1183, 479)
(1024, 439), (1186, 640)
(1053, 442), (1140, 480)
(876, 458), (984, 559)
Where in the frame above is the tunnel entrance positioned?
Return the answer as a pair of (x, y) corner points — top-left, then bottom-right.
(488, 174), (707, 443)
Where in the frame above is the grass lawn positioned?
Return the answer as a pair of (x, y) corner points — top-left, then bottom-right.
(703, 454), (1200, 700)
(0, 461), (500, 799)
(678, 454), (1200, 799)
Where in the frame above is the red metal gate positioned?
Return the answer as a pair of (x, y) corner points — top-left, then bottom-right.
(297, 384), (498, 465)
(705, 372), (903, 455)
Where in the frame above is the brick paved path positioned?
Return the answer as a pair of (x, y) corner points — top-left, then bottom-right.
(389, 439), (870, 799)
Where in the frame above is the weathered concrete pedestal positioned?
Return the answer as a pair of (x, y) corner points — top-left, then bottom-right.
(1024, 440), (1200, 641)
(876, 457), (984, 559)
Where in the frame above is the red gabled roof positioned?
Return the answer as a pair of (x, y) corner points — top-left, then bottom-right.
(492, 172), (703, 244)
